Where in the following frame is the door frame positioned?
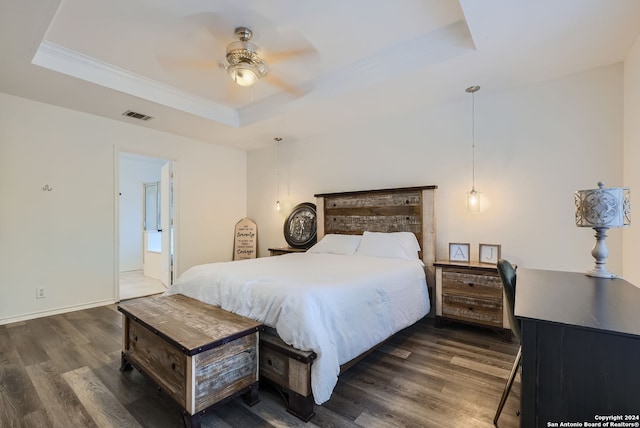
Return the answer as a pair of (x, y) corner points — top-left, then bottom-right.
(114, 147), (178, 301)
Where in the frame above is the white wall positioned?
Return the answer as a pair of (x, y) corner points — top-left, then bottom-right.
(0, 92), (246, 324)
(119, 154), (164, 272)
(248, 64), (624, 275)
(624, 34), (640, 285)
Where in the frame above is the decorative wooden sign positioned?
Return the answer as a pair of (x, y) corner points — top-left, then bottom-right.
(233, 217), (257, 260)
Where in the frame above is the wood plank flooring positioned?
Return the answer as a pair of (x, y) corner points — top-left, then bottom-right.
(0, 304), (521, 427)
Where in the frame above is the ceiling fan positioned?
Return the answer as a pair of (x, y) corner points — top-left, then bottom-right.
(158, 11), (318, 101)
(223, 26), (268, 87)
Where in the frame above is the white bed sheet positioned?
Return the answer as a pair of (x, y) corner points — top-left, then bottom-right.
(164, 252), (430, 404)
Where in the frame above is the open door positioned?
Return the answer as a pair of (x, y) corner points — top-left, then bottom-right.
(160, 161), (173, 286)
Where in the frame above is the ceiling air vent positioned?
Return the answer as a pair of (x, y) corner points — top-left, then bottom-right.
(122, 110), (153, 121)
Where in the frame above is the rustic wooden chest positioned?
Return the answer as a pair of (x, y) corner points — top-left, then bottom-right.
(118, 294), (262, 428)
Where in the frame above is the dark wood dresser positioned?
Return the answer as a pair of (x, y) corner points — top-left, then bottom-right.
(516, 269), (640, 428)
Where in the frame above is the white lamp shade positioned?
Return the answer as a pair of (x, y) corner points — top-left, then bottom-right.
(575, 182), (630, 228)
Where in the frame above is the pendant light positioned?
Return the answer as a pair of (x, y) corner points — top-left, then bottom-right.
(274, 137), (282, 211)
(466, 85), (481, 212)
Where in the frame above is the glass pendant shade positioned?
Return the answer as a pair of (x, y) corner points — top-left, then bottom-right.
(467, 188), (480, 212)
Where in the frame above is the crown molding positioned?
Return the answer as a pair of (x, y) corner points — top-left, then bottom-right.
(32, 41), (239, 127)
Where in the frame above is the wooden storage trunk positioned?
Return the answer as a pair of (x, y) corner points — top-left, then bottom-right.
(118, 294), (262, 428)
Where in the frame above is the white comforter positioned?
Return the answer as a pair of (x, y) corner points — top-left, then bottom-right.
(164, 252), (430, 404)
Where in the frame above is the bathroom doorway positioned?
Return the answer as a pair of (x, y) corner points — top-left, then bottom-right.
(118, 152), (174, 300)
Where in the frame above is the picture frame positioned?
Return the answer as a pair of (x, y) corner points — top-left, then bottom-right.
(479, 243), (501, 264)
(449, 243), (470, 262)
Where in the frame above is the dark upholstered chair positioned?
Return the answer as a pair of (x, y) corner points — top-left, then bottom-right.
(493, 259), (521, 426)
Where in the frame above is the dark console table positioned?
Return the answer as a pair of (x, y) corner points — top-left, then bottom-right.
(515, 269), (640, 428)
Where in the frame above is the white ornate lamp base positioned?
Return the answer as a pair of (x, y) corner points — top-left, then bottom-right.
(586, 227), (617, 279)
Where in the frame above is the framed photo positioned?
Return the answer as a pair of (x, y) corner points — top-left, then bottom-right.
(479, 244), (501, 264)
(449, 243), (470, 262)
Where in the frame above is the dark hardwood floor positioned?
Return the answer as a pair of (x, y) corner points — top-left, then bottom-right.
(0, 303), (521, 427)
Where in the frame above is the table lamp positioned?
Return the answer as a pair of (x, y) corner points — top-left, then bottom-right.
(575, 182), (630, 278)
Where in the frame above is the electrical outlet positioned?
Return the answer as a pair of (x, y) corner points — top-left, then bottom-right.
(36, 287), (46, 299)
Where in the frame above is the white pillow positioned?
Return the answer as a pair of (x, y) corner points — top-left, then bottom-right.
(307, 234), (362, 255)
(355, 231), (421, 261)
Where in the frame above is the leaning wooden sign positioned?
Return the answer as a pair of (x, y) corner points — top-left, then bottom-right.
(233, 217), (257, 260)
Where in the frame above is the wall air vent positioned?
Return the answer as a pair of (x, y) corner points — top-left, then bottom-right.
(122, 110), (153, 121)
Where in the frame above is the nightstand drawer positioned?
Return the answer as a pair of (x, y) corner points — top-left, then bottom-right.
(442, 295), (503, 327)
(442, 269), (501, 299)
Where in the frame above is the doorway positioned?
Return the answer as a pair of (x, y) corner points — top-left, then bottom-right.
(118, 152), (174, 300)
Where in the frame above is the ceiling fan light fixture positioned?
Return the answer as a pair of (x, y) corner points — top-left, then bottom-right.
(225, 27), (269, 87)
(227, 62), (260, 86)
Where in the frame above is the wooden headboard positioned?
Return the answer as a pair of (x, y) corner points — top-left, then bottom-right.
(314, 185), (437, 287)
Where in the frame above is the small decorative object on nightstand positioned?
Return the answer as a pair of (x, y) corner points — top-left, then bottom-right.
(449, 243), (470, 262)
(479, 244), (501, 264)
(434, 260), (511, 341)
(268, 247), (307, 256)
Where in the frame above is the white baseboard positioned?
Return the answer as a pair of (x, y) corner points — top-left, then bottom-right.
(0, 298), (117, 326)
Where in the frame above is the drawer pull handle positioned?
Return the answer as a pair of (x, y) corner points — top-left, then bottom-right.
(468, 283), (474, 287)
(133, 335), (138, 342)
(468, 307), (474, 311)
(171, 363), (176, 370)
(267, 359), (273, 366)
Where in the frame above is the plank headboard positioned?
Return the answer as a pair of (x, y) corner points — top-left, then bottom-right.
(314, 185), (437, 287)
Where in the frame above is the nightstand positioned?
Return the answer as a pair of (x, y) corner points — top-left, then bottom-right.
(434, 261), (511, 341)
(268, 247), (307, 256)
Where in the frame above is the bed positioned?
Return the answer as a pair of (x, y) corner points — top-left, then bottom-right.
(164, 185), (437, 420)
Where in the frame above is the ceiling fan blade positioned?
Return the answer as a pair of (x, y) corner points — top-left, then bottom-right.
(157, 56), (220, 71)
(264, 47), (318, 64)
(186, 12), (236, 43)
(186, 8), (275, 44)
(264, 73), (307, 98)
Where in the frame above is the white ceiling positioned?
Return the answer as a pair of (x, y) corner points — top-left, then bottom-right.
(1, 0), (639, 151)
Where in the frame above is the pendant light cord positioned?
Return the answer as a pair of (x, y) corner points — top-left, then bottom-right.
(471, 89), (475, 190)
(275, 137), (282, 209)
(466, 85), (480, 191)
